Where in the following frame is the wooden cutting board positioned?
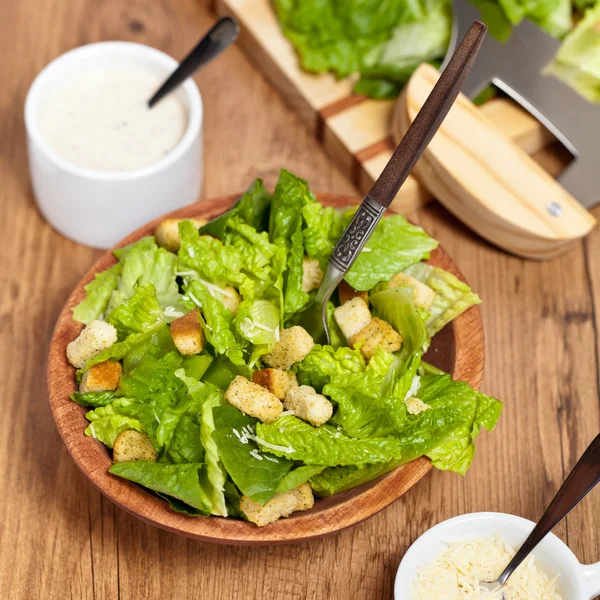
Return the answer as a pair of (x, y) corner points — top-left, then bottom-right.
(215, 0), (562, 212)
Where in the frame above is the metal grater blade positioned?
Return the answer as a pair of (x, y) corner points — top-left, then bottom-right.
(445, 0), (599, 208)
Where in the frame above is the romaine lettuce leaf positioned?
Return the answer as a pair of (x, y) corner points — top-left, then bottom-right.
(161, 414), (204, 464)
(413, 374), (502, 474)
(107, 282), (165, 339)
(403, 263), (481, 337)
(256, 415), (403, 466)
(547, 3), (600, 103)
(108, 246), (181, 313)
(72, 263), (123, 325)
(296, 344), (366, 392)
(234, 299), (280, 362)
(212, 406), (294, 505)
(109, 462), (214, 514)
(199, 178), (272, 239)
(184, 280), (246, 367)
(276, 465), (326, 494)
(345, 215), (438, 291)
(178, 220), (246, 288)
(113, 237), (157, 261)
(176, 370), (227, 516)
(370, 286), (429, 355)
(84, 402), (144, 448)
(301, 201), (343, 261)
(70, 390), (115, 408)
(284, 225), (311, 320)
(309, 460), (401, 497)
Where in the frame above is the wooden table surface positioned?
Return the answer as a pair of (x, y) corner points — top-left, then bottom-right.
(1, 1), (599, 598)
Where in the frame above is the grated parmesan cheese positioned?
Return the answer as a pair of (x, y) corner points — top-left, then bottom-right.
(412, 534), (562, 600)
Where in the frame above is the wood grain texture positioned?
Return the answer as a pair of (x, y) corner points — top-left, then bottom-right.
(1, 0), (599, 598)
(396, 64), (596, 260)
(47, 193), (483, 545)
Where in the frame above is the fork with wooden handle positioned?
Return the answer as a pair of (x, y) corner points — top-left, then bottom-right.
(298, 21), (487, 345)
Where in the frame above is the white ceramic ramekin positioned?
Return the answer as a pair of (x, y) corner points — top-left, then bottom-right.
(395, 512), (600, 599)
(25, 42), (203, 249)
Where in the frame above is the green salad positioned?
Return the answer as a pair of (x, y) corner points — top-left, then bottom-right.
(274, 0), (600, 103)
(66, 169), (502, 527)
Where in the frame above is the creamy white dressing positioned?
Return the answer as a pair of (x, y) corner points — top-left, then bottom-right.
(38, 67), (188, 172)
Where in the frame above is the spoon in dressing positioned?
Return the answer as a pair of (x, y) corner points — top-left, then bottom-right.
(148, 16), (239, 108)
(479, 433), (600, 597)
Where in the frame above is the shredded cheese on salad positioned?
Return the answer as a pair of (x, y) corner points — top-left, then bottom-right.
(412, 534), (562, 600)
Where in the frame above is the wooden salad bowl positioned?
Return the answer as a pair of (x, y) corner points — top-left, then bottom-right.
(47, 193), (484, 545)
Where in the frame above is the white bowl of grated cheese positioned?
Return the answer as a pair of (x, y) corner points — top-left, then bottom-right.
(395, 512), (600, 599)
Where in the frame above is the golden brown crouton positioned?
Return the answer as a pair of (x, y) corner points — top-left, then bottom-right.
(170, 309), (206, 355)
(284, 385), (333, 427)
(388, 272), (435, 311)
(67, 320), (118, 369)
(333, 297), (372, 341)
(224, 376), (283, 423)
(113, 430), (157, 463)
(405, 397), (432, 415)
(218, 286), (241, 315)
(252, 368), (298, 400)
(240, 483), (314, 527)
(350, 317), (403, 360)
(338, 280), (369, 305)
(263, 326), (315, 371)
(155, 218), (208, 253)
(79, 361), (122, 394)
(302, 258), (324, 293)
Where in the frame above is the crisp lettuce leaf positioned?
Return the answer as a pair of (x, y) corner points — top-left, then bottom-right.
(109, 462), (214, 514)
(301, 201), (343, 261)
(345, 216), (438, 291)
(178, 220), (246, 288)
(70, 390), (115, 408)
(113, 237), (157, 261)
(370, 286), (429, 355)
(403, 263), (481, 337)
(547, 3), (600, 103)
(296, 344), (366, 392)
(107, 282), (165, 339)
(276, 465), (326, 494)
(256, 415), (403, 466)
(184, 280), (246, 367)
(108, 246), (181, 313)
(199, 178), (272, 239)
(309, 460), (401, 497)
(284, 225), (311, 320)
(412, 374), (502, 474)
(176, 370), (227, 516)
(161, 415), (204, 464)
(72, 263), (123, 325)
(212, 406), (294, 505)
(85, 402), (144, 448)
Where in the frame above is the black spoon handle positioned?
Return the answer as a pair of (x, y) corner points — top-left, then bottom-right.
(497, 432), (600, 587)
(148, 17), (239, 108)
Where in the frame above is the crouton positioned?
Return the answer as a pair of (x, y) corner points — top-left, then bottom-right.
(155, 218), (208, 252)
(79, 361), (122, 394)
(252, 368), (298, 400)
(338, 280), (369, 305)
(224, 376), (283, 423)
(218, 286), (241, 315)
(284, 385), (333, 427)
(405, 397), (432, 416)
(113, 430), (157, 463)
(302, 257), (324, 293)
(333, 297), (372, 341)
(240, 483), (314, 527)
(170, 309), (205, 355)
(388, 272), (435, 311)
(350, 317), (403, 360)
(263, 326), (315, 371)
(67, 320), (118, 369)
